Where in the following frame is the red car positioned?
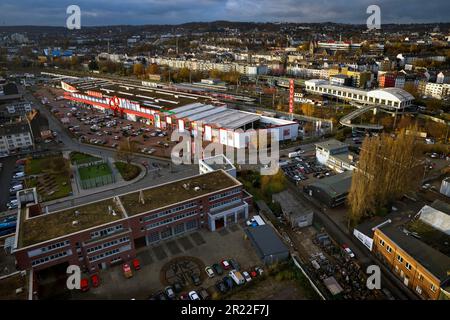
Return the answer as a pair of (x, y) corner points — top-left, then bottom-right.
(179, 293), (189, 300)
(132, 258), (141, 270)
(250, 270), (258, 278)
(90, 274), (100, 287)
(221, 259), (231, 270)
(80, 278), (89, 292)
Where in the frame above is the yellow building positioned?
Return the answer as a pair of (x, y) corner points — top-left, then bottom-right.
(373, 225), (450, 300)
(346, 70), (371, 88)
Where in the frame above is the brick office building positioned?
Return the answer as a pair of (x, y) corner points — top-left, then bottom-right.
(13, 170), (252, 275)
(372, 224), (450, 300)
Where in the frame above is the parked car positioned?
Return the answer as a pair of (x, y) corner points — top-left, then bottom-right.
(342, 244), (355, 258)
(242, 271), (252, 282)
(7, 200), (18, 209)
(13, 172), (25, 179)
(199, 288), (210, 300)
(212, 263), (224, 275)
(229, 270), (245, 285)
(122, 263), (133, 278)
(229, 259), (240, 271)
(179, 292), (189, 300)
(191, 273), (201, 286)
(255, 267), (264, 276)
(173, 281), (183, 293)
(132, 258), (141, 270)
(215, 280), (228, 293)
(153, 291), (167, 300)
(221, 259), (231, 270)
(9, 184), (23, 193)
(250, 270), (258, 278)
(222, 276), (234, 290)
(205, 266), (215, 278)
(90, 274), (100, 287)
(80, 278), (89, 292)
(164, 286), (176, 299)
(188, 291), (200, 300)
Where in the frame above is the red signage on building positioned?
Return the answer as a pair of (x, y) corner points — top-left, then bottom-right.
(87, 91), (103, 98)
(289, 79), (294, 114)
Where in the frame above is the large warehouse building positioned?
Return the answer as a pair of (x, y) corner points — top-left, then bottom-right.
(54, 74), (298, 148)
(305, 79), (415, 111)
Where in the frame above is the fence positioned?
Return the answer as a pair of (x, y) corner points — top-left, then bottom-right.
(75, 159), (115, 190)
(291, 254), (327, 300)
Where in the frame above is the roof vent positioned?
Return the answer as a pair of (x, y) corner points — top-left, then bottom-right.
(15, 287), (23, 295)
(194, 186), (201, 191)
(72, 220), (79, 226)
(74, 210), (80, 216)
(139, 190), (145, 204)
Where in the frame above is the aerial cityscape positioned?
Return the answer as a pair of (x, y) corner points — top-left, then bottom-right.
(0, 0), (449, 306)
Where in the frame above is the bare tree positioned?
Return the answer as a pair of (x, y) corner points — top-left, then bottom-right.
(347, 127), (422, 227)
(116, 138), (138, 164)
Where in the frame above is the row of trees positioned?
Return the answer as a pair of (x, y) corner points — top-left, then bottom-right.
(347, 128), (423, 227)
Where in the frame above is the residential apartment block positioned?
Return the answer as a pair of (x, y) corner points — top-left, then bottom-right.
(0, 121), (34, 156)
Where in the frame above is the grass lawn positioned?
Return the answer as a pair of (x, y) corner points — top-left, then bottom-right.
(25, 156), (62, 175)
(79, 163), (112, 180)
(114, 162), (141, 181)
(70, 151), (101, 165)
(24, 154), (72, 201)
(25, 175), (72, 202)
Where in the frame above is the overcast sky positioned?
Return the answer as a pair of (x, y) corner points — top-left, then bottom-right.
(0, 0), (449, 26)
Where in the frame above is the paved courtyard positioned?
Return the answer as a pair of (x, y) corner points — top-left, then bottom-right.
(63, 223), (261, 300)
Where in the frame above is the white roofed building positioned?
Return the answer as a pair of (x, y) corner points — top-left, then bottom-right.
(305, 79), (415, 111)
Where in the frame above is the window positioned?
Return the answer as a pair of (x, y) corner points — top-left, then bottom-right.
(430, 284), (437, 292)
(91, 224), (123, 239)
(147, 232), (160, 243)
(418, 274), (424, 281)
(28, 240), (70, 258)
(379, 239), (385, 247)
(186, 219), (197, 230)
(31, 249), (72, 266)
(160, 228), (173, 239)
(210, 197), (241, 211)
(173, 223), (185, 235)
(397, 255), (403, 263)
(416, 286), (422, 295)
(209, 189), (240, 201)
(405, 262), (412, 270)
(386, 245), (392, 253)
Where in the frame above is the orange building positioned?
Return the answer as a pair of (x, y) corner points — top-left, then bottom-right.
(373, 225), (450, 300)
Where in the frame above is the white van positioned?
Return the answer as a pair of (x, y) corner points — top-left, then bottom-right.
(229, 270), (245, 285)
(13, 172), (25, 179)
(9, 184), (23, 193)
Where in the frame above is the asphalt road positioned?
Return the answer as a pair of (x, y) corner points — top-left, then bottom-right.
(0, 156), (18, 211)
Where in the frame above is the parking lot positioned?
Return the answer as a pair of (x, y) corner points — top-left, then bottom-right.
(280, 155), (334, 184)
(40, 223), (263, 300)
(34, 87), (176, 159)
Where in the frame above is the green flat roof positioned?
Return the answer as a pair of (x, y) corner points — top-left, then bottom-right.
(0, 272), (29, 300)
(19, 199), (124, 248)
(17, 170), (240, 248)
(120, 170), (240, 216)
